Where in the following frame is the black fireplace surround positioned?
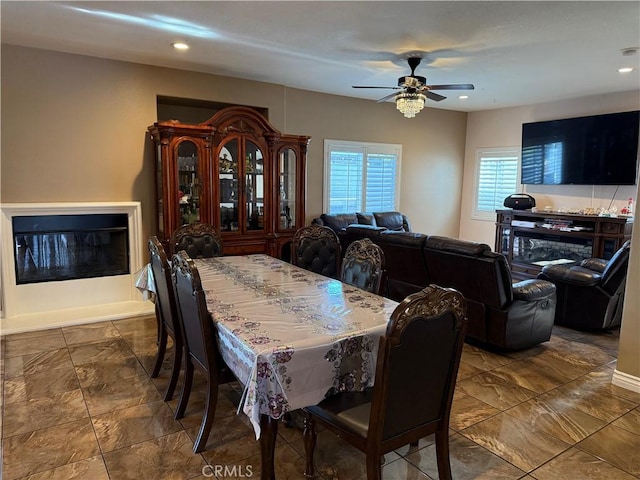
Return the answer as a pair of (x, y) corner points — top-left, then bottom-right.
(13, 214), (130, 285)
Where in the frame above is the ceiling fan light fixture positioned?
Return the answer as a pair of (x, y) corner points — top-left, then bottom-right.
(396, 92), (426, 118)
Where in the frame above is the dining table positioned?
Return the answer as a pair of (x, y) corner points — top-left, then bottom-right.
(193, 254), (399, 480)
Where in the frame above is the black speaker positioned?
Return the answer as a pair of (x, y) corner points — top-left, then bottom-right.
(504, 194), (536, 210)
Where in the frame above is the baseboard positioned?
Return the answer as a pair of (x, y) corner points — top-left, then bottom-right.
(0, 300), (155, 335)
(612, 368), (640, 393)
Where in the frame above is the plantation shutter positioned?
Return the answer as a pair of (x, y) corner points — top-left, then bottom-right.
(325, 141), (401, 214)
(475, 149), (519, 219)
(365, 153), (398, 212)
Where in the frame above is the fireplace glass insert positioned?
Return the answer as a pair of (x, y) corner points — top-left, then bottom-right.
(13, 214), (129, 285)
(512, 230), (593, 267)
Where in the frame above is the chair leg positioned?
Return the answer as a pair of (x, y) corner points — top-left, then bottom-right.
(365, 448), (383, 480)
(435, 428), (453, 480)
(193, 371), (219, 453)
(150, 324), (168, 378)
(163, 335), (182, 401)
(175, 358), (193, 419)
(303, 412), (317, 478)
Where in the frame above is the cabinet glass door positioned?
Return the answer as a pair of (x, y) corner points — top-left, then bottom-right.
(176, 140), (201, 225)
(156, 144), (164, 235)
(278, 148), (297, 230)
(245, 141), (264, 231)
(219, 139), (239, 232)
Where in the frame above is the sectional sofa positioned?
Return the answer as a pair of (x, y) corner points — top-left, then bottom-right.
(313, 213), (556, 350)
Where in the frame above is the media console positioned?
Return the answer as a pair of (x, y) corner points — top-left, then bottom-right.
(495, 209), (633, 280)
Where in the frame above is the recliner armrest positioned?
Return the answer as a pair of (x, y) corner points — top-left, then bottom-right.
(580, 258), (608, 273)
(538, 265), (602, 287)
(512, 279), (556, 301)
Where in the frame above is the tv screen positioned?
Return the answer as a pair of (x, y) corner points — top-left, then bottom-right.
(521, 110), (639, 185)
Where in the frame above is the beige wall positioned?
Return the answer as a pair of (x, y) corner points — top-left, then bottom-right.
(617, 182), (640, 378)
(460, 91), (640, 381)
(459, 91), (640, 245)
(1, 45), (467, 245)
(2, 45), (638, 381)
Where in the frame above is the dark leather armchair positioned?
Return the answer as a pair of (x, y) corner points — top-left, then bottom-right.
(170, 223), (223, 258)
(423, 236), (557, 350)
(340, 238), (385, 294)
(292, 224), (341, 278)
(303, 285), (468, 480)
(147, 236), (183, 401)
(538, 241), (631, 330)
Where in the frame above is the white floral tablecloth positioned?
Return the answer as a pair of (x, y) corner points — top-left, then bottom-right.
(134, 263), (155, 301)
(194, 254), (399, 439)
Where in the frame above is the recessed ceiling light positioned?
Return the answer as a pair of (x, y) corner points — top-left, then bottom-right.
(458, 95), (469, 99)
(172, 42), (189, 50)
(618, 67), (634, 73)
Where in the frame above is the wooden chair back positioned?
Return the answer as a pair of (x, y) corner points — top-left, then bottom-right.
(171, 223), (222, 258)
(148, 236), (180, 337)
(292, 224), (341, 278)
(340, 238), (385, 294)
(171, 251), (217, 374)
(371, 285), (467, 444)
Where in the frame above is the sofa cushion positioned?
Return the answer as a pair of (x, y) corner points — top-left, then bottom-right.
(356, 212), (377, 226)
(319, 213), (358, 233)
(378, 230), (428, 248)
(345, 224), (387, 236)
(425, 236), (490, 256)
(373, 212), (406, 231)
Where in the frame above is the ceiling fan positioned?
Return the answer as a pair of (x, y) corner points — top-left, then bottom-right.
(352, 57), (474, 117)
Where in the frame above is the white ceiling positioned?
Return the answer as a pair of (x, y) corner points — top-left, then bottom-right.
(2, 1), (639, 112)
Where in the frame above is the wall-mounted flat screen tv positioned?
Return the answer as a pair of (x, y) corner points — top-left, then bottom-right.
(521, 110), (639, 185)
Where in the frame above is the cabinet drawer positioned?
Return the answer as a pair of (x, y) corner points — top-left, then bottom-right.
(601, 222), (622, 234)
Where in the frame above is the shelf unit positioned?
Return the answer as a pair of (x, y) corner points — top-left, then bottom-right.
(495, 209), (633, 280)
(149, 106), (310, 259)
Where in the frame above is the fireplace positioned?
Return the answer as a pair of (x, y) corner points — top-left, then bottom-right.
(1, 202), (151, 333)
(13, 213), (130, 284)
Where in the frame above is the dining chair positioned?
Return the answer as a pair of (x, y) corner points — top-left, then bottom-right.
(170, 222), (223, 258)
(292, 224), (341, 278)
(171, 251), (235, 453)
(340, 238), (385, 294)
(147, 236), (183, 402)
(303, 284), (468, 480)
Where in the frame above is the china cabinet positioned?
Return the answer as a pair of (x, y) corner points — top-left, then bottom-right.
(148, 106), (310, 259)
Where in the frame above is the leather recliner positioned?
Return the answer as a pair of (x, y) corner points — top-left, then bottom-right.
(537, 241), (631, 330)
(340, 227), (557, 350)
(423, 236), (557, 350)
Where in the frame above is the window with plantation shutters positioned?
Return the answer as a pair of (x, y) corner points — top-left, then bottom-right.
(324, 140), (401, 214)
(474, 148), (520, 220)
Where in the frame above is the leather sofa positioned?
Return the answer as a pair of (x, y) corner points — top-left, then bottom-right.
(312, 211), (411, 255)
(340, 226), (557, 350)
(313, 211), (411, 233)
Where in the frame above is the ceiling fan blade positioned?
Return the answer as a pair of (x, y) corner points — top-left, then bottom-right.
(426, 84), (475, 91)
(352, 85), (401, 89)
(376, 91), (401, 103)
(425, 91), (446, 102)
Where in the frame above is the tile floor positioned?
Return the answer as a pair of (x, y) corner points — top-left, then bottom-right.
(1, 315), (638, 480)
